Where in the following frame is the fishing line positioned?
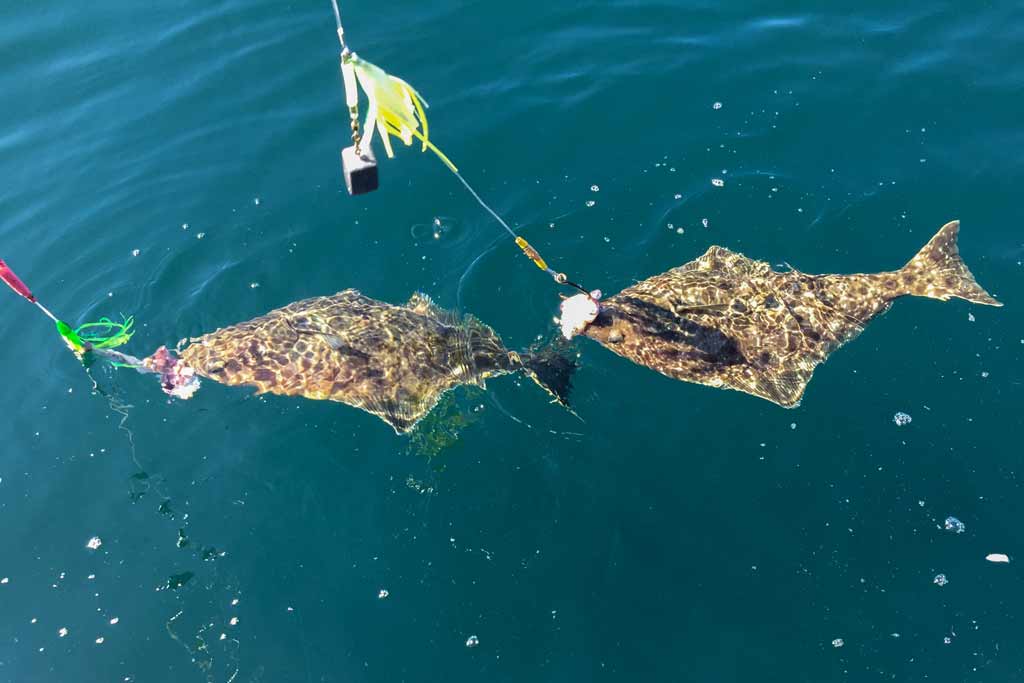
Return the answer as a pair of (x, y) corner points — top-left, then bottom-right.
(456, 233), (504, 310)
(328, 0), (346, 47)
(326, 0), (594, 298)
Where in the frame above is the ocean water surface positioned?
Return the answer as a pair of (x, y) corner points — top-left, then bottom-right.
(1, 1), (1022, 681)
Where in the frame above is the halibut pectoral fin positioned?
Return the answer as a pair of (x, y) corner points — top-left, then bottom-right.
(362, 388), (447, 435)
(901, 220), (1002, 306)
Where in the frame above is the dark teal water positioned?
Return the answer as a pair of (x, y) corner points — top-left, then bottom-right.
(2, 1), (1023, 681)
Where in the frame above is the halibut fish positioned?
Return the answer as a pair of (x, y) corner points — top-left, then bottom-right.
(178, 290), (575, 432)
(580, 220), (1001, 406)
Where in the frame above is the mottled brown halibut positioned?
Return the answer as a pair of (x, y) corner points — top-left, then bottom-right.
(179, 290), (574, 433)
(583, 220), (1001, 407)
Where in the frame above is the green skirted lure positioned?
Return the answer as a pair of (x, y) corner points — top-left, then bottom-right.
(72, 316), (135, 350)
(345, 53), (457, 172)
(56, 316), (134, 355)
(1, 257), (135, 357)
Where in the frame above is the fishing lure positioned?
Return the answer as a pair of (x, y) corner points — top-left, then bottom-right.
(348, 53), (455, 173)
(0, 259), (133, 354)
(326, 1), (591, 296)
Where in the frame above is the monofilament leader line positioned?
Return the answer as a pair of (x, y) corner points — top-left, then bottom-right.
(450, 171), (589, 294)
(327, 0), (592, 296)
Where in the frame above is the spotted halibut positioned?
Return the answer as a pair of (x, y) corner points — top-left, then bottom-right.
(179, 290), (575, 432)
(582, 220), (1001, 407)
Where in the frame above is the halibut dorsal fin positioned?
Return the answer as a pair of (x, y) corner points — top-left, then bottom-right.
(406, 292), (464, 325)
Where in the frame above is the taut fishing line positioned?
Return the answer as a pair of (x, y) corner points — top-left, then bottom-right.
(326, 0), (595, 298)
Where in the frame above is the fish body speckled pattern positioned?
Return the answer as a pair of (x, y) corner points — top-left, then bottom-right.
(583, 221), (1001, 406)
(179, 290), (574, 432)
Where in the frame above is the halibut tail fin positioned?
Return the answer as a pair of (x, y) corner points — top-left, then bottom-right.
(900, 220), (1002, 306)
(518, 343), (577, 413)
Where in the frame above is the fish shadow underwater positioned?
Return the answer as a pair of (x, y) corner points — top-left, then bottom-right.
(146, 219), (999, 432)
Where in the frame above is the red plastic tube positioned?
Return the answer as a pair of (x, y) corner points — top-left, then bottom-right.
(0, 259), (36, 302)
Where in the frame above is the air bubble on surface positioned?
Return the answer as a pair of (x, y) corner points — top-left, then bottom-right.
(893, 412), (912, 426)
(943, 516), (965, 534)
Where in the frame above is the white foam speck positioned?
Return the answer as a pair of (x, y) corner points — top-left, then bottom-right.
(86, 537), (102, 550)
